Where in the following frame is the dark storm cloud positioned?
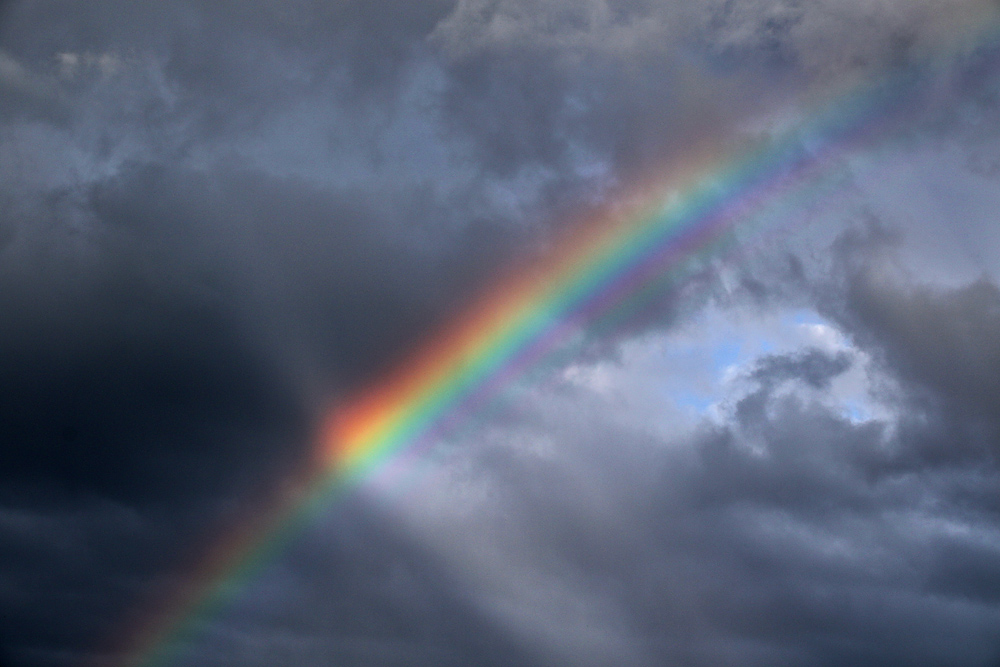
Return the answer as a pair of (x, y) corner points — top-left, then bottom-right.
(0, 154), (530, 664)
(0, 3), (526, 663)
(0, 167), (308, 662)
(821, 226), (1000, 476)
(848, 273), (1000, 421)
(2, 1), (1000, 666)
(748, 347), (853, 390)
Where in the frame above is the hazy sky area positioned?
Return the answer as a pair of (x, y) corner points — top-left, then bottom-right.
(3, 2), (1000, 666)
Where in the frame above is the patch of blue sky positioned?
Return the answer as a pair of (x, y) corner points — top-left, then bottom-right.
(659, 306), (852, 416)
(841, 400), (868, 423)
(673, 390), (715, 413)
(663, 337), (753, 414)
(789, 309), (825, 326)
(710, 340), (742, 375)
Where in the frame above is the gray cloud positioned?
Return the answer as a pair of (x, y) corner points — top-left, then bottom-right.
(2, 1), (1000, 666)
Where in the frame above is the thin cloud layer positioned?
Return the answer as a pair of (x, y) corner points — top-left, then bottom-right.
(1, 1), (999, 666)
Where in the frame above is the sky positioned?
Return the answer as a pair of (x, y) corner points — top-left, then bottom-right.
(2, 1), (1000, 666)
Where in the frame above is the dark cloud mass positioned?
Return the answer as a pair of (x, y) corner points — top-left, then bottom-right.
(2, 1), (1000, 666)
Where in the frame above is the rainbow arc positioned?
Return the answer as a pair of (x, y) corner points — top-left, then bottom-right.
(114, 16), (1000, 667)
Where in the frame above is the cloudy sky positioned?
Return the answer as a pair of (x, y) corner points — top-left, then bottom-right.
(3, 1), (1000, 666)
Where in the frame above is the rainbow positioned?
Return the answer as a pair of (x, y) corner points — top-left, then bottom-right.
(113, 16), (1000, 667)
